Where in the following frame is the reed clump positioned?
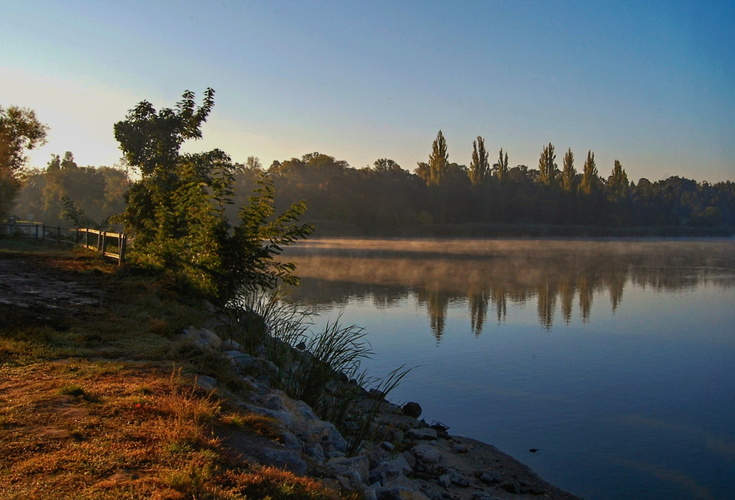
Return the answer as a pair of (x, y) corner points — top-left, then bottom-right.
(225, 287), (410, 455)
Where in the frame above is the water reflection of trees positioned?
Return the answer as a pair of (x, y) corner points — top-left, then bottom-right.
(283, 240), (735, 336)
(417, 288), (449, 340)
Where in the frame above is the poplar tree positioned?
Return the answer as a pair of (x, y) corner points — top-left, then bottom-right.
(607, 160), (630, 202)
(468, 136), (489, 186)
(561, 148), (576, 192)
(495, 148), (509, 182)
(427, 130), (448, 186)
(579, 150), (599, 195)
(538, 142), (557, 186)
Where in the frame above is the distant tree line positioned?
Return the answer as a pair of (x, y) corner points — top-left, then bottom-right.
(236, 131), (735, 234)
(9, 129), (735, 236)
(13, 151), (128, 227)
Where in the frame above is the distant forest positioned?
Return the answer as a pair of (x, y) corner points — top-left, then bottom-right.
(12, 131), (735, 236)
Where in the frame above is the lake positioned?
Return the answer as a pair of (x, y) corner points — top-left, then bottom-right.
(281, 238), (735, 500)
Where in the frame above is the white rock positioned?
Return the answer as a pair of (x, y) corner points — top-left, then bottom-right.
(401, 450), (416, 469)
(411, 444), (441, 465)
(406, 428), (437, 441)
(438, 474), (452, 488)
(291, 399), (318, 420)
(328, 455), (370, 484)
(225, 351), (256, 369)
(369, 454), (413, 486)
(280, 430), (302, 450)
(221, 338), (243, 351)
(181, 326), (222, 350)
(195, 375), (217, 391)
(363, 488), (378, 500)
(262, 392), (289, 412)
(304, 442), (326, 462)
(239, 402), (294, 428)
(326, 455), (369, 489)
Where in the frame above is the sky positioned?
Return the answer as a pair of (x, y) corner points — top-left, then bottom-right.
(2, 0), (733, 182)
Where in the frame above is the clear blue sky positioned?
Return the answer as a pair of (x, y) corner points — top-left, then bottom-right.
(2, 0), (733, 182)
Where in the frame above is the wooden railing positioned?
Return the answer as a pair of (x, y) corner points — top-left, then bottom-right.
(76, 228), (127, 264)
(2, 220), (127, 264)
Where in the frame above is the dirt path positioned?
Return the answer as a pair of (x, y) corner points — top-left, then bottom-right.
(0, 252), (106, 330)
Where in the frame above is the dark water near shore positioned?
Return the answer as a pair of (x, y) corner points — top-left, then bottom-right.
(282, 238), (735, 500)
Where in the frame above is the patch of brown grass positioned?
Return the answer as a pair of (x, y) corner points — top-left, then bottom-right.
(221, 466), (347, 499)
(221, 412), (283, 441)
(0, 360), (344, 499)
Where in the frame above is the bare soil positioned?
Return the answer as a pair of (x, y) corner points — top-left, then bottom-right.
(0, 252), (105, 330)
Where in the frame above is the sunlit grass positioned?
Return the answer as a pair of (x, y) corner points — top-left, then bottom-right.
(0, 359), (343, 499)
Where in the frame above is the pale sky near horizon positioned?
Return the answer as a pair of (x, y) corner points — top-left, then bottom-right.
(2, 0), (733, 182)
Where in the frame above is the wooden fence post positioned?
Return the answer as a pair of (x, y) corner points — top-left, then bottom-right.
(119, 233), (126, 264)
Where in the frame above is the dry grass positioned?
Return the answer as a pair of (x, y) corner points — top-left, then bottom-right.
(0, 244), (348, 499)
(0, 357), (344, 499)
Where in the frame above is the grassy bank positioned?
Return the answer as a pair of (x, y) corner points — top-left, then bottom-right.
(0, 239), (346, 499)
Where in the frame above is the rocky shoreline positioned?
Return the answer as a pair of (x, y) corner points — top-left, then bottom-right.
(181, 325), (581, 500)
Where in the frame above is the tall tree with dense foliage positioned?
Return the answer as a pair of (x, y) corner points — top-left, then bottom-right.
(0, 106), (48, 218)
(495, 148), (509, 182)
(427, 130), (449, 187)
(579, 150), (599, 195)
(606, 160), (631, 224)
(607, 160), (630, 202)
(561, 148), (576, 192)
(468, 136), (489, 186)
(114, 89), (312, 304)
(537, 142), (557, 186)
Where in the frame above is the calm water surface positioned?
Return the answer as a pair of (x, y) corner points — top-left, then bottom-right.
(282, 238), (735, 500)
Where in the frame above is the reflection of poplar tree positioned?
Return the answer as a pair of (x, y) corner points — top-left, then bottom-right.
(491, 285), (508, 323)
(608, 274), (625, 312)
(537, 283), (556, 329)
(468, 288), (489, 335)
(560, 280), (575, 324)
(578, 276), (594, 323)
(372, 290), (404, 309)
(417, 287), (449, 341)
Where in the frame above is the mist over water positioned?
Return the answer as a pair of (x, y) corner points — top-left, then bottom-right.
(285, 238), (735, 333)
(282, 238), (735, 499)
